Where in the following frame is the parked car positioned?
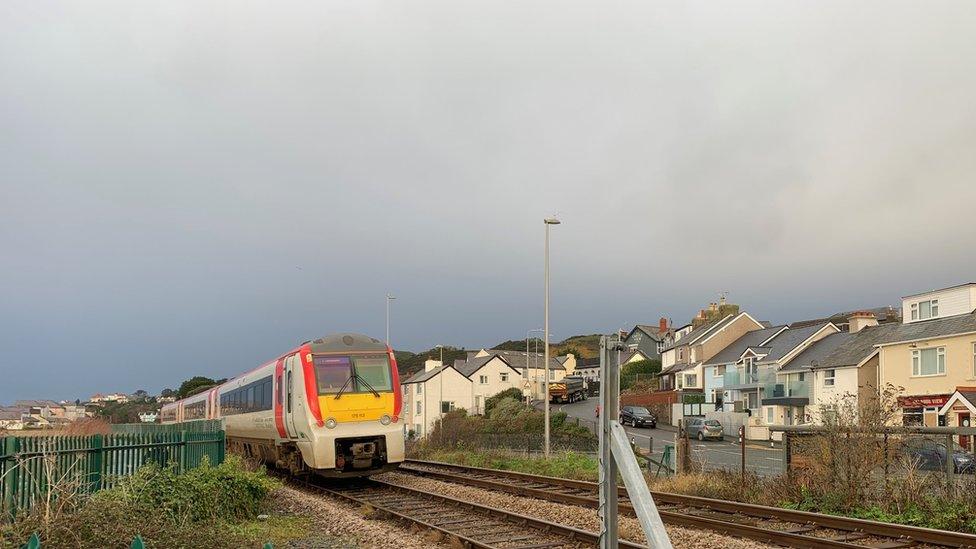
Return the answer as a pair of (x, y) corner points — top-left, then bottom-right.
(686, 418), (724, 441)
(619, 406), (657, 428)
(902, 438), (976, 474)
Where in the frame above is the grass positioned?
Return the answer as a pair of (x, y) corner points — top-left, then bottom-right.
(418, 450), (976, 534)
(420, 449), (599, 481)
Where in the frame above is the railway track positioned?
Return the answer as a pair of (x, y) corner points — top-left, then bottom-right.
(401, 459), (976, 549)
(291, 473), (647, 549)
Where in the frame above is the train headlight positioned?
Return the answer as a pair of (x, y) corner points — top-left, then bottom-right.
(325, 418), (337, 429)
(380, 415), (391, 425)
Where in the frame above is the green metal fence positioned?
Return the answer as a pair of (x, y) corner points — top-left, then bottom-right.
(1, 421), (225, 517)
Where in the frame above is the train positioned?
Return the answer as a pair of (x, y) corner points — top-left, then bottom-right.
(161, 333), (404, 477)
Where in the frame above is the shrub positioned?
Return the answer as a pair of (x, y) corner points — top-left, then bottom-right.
(485, 388), (524, 415)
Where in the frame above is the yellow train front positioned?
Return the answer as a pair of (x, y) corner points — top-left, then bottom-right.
(161, 332), (405, 478)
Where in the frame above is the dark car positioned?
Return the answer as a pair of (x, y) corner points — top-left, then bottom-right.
(620, 406), (657, 428)
(903, 438), (976, 474)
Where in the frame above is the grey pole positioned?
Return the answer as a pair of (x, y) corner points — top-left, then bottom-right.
(543, 217), (560, 459)
(598, 335), (618, 547)
(436, 344), (444, 420)
(386, 294), (396, 346)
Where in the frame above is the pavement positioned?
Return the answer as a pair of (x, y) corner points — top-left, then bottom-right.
(554, 396), (786, 476)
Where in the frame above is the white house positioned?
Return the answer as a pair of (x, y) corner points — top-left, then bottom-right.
(455, 354), (522, 414)
(401, 360), (473, 438)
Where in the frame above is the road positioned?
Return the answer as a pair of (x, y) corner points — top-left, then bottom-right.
(555, 396), (785, 476)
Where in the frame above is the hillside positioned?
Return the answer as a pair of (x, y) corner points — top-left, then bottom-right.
(394, 346), (468, 378)
(490, 334), (602, 359)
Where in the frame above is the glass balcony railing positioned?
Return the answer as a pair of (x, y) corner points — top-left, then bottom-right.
(722, 367), (776, 388)
(761, 377), (811, 400)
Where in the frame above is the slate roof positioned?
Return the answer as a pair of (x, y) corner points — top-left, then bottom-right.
(779, 331), (856, 372)
(14, 400), (60, 408)
(660, 315), (735, 352)
(703, 326), (787, 366)
(817, 323), (900, 369)
(875, 312), (976, 346)
(790, 306), (901, 328)
(0, 407), (25, 421)
(454, 355), (519, 378)
(577, 357), (600, 368)
(760, 323), (836, 363)
(402, 365), (452, 384)
(480, 349), (567, 371)
(630, 325), (667, 342)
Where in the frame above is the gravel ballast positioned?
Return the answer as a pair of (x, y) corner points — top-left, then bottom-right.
(271, 484), (450, 548)
(376, 470), (777, 549)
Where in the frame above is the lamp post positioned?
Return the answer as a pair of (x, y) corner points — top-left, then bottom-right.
(544, 216), (560, 459)
(386, 294), (396, 346)
(526, 328), (543, 400)
(436, 344), (444, 419)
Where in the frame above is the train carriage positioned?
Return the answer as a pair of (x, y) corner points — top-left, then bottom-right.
(161, 333), (404, 477)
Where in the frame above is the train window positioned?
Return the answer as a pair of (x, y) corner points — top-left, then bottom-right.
(287, 371), (293, 413)
(276, 374), (282, 405)
(313, 356), (352, 394)
(353, 355), (393, 392)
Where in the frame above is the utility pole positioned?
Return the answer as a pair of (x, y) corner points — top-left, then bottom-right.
(543, 217), (560, 459)
(385, 294), (396, 346)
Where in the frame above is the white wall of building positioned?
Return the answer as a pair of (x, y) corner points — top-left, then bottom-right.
(470, 357), (520, 414)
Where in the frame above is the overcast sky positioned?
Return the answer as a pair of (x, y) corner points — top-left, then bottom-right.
(2, 1), (974, 403)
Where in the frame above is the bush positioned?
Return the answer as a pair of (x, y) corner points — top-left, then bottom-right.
(485, 388), (524, 414)
(1, 456), (283, 548)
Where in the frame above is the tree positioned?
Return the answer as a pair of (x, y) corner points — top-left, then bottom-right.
(132, 389), (149, 401)
(620, 359), (662, 391)
(160, 388), (175, 398)
(177, 376), (223, 399)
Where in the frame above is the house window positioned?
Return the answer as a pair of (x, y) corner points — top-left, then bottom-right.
(416, 402), (422, 414)
(440, 401), (454, 414)
(798, 373), (805, 382)
(912, 347), (946, 376)
(416, 384), (422, 394)
(500, 373), (509, 382)
(972, 343), (976, 378)
(684, 373), (697, 386)
(678, 348), (684, 361)
(911, 299), (939, 321)
(414, 423), (422, 436)
(746, 391), (759, 409)
(479, 375), (488, 384)
(715, 365), (725, 377)
(549, 371), (555, 380)
(766, 407), (774, 424)
(824, 369), (836, 386)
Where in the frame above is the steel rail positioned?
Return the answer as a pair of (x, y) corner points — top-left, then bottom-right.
(404, 459), (976, 548)
(291, 474), (649, 549)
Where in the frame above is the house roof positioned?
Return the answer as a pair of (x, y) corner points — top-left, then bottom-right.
(760, 323), (836, 363)
(817, 324), (900, 369)
(628, 325), (667, 342)
(903, 283), (976, 299)
(401, 365), (468, 384)
(703, 325), (787, 366)
(874, 311), (976, 347)
(479, 349), (567, 371)
(779, 331), (856, 372)
(0, 408), (24, 421)
(14, 400), (60, 408)
(577, 357), (600, 368)
(660, 315), (734, 352)
(789, 306), (900, 328)
(455, 355), (519, 378)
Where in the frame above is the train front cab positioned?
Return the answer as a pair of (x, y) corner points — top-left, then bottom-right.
(277, 334), (404, 477)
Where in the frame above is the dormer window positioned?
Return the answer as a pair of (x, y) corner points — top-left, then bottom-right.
(911, 299), (939, 321)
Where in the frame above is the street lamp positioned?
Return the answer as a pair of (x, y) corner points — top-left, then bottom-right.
(543, 216), (560, 459)
(386, 294), (396, 346)
(436, 344), (444, 419)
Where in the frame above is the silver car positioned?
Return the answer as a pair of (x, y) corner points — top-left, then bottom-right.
(686, 418), (723, 441)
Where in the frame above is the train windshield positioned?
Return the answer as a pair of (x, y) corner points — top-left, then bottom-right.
(313, 354), (393, 395)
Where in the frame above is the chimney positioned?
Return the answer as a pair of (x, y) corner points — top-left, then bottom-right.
(847, 311), (879, 333)
(659, 317), (668, 334)
(424, 359), (443, 372)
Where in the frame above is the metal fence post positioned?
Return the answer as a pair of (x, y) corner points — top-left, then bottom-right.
(739, 426), (746, 485)
(2, 436), (19, 517)
(782, 432), (791, 479)
(88, 434), (104, 493)
(946, 433), (955, 495)
(179, 430), (188, 473)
